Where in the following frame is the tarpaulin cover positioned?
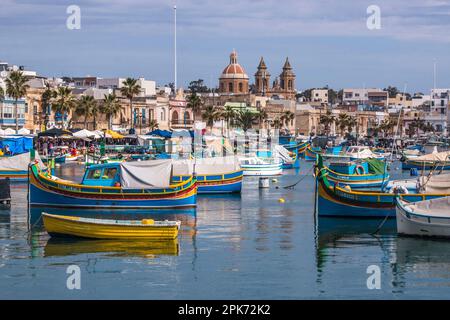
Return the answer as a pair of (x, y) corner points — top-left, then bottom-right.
(173, 156), (241, 176)
(0, 137), (33, 155)
(120, 159), (173, 189)
(419, 173), (450, 194)
(404, 196), (450, 217)
(367, 158), (386, 175)
(413, 151), (450, 162)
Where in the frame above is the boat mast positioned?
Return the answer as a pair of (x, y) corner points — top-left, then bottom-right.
(174, 4), (177, 94)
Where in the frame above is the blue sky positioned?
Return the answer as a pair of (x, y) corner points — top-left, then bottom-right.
(1, 0), (449, 93)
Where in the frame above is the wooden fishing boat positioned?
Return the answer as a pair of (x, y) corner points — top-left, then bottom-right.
(316, 155), (450, 218)
(239, 157), (282, 176)
(323, 158), (389, 188)
(401, 151), (450, 171)
(305, 146), (321, 161)
(0, 152), (33, 182)
(29, 160), (197, 209)
(42, 213), (181, 240)
(396, 197), (450, 238)
(297, 140), (310, 155)
(172, 156), (243, 193)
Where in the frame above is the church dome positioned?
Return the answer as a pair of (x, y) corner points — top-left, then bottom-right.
(220, 51), (249, 79)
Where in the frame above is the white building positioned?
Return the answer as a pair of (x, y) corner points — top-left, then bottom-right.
(343, 88), (388, 107)
(429, 88), (449, 134)
(311, 89), (328, 104)
(97, 78), (156, 97)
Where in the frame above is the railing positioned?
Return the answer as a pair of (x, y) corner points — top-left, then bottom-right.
(171, 120), (194, 126)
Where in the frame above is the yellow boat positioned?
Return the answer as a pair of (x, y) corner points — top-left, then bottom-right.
(42, 213), (181, 240)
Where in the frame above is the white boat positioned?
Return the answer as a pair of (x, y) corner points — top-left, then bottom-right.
(396, 196), (450, 238)
(345, 146), (384, 160)
(239, 157), (282, 176)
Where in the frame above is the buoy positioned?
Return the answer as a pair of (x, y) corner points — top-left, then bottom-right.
(259, 177), (270, 188)
(272, 178), (278, 183)
(278, 198), (285, 203)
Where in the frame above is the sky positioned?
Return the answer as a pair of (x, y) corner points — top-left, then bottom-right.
(0, 0), (449, 93)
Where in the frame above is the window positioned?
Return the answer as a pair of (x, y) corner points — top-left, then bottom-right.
(102, 168), (117, 179)
(228, 82), (233, 92)
(239, 82), (243, 92)
(87, 169), (102, 179)
(161, 109), (166, 121)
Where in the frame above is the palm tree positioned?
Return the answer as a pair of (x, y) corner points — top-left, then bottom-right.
(120, 78), (141, 130)
(202, 105), (220, 129)
(257, 109), (268, 129)
(379, 118), (395, 137)
(271, 117), (282, 129)
(148, 119), (159, 132)
(186, 92), (203, 123)
(75, 95), (97, 129)
(346, 117), (357, 135)
(101, 93), (122, 130)
(52, 87), (76, 128)
(319, 110), (335, 136)
(5, 71), (30, 133)
(0, 86), (4, 101)
(41, 83), (56, 129)
(236, 110), (257, 132)
(280, 110), (295, 128)
(335, 113), (350, 137)
(222, 105), (236, 131)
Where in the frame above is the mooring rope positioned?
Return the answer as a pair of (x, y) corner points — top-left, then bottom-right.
(283, 164), (316, 189)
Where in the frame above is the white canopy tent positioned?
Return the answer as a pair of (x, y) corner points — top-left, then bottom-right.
(74, 129), (101, 139)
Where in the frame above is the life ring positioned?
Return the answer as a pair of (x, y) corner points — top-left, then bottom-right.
(354, 165), (365, 175)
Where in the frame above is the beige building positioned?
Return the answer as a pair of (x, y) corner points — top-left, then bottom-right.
(311, 89), (328, 104)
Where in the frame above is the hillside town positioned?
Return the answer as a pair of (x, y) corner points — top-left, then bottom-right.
(0, 51), (448, 142)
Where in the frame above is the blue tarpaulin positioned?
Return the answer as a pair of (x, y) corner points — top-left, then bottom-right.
(147, 130), (173, 138)
(0, 137), (33, 155)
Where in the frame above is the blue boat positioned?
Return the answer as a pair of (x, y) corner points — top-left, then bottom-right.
(401, 151), (450, 171)
(305, 146), (321, 161)
(316, 155), (450, 218)
(29, 160), (197, 209)
(324, 158), (389, 189)
(172, 157), (243, 194)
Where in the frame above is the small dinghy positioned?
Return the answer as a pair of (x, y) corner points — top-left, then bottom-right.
(42, 213), (181, 240)
(396, 196), (450, 238)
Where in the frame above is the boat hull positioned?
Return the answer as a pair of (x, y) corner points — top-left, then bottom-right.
(43, 213), (180, 240)
(29, 165), (197, 209)
(401, 160), (450, 170)
(240, 164), (282, 176)
(173, 170), (243, 194)
(396, 200), (450, 238)
(0, 170), (28, 182)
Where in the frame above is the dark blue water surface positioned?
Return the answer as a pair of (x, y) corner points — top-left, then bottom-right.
(1, 160), (450, 299)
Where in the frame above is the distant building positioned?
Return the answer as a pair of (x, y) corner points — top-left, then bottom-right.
(254, 57), (297, 100)
(343, 88), (388, 108)
(219, 50), (250, 95)
(311, 89), (328, 104)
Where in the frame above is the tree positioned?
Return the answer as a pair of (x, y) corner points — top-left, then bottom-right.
(346, 117), (357, 135)
(297, 88), (312, 101)
(271, 118), (282, 129)
(75, 95), (97, 129)
(41, 83), (56, 128)
(328, 89), (339, 105)
(236, 110), (257, 132)
(188, 79), (209, 93)
(148, 119), (159, 132)
(52, 87), (76, 128)
(0, 86), (4, 101)
(280, 110), (295, 128)
(5, 71), (30, 133)
(257, 109), (268, 129)
(379, 118), (396, 137)
(202, 105), (220, 129)
(120, 78), (141, 130)
(221, 105), (236, 131)
(383, 86), (399, 98)
(101, 93), (122, 130)
(335, 113), (350, 136)
(319, 110), (335, 136)
(186, 92), (203, 123)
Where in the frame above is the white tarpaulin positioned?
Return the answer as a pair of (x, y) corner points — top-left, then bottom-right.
(405, 196), (450, 217)
(120, 159), (173, 189)
(420, 173), (450, 194)
(173, 156), (241, 176)
(414, 151), (450, 162)
(18, 128), (30, 135)
(0, 152), (45, 171)
(74, 129), (101, 139)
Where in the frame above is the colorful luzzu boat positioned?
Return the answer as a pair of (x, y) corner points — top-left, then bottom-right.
(171, 157), (243, 194)
(316, 155), (450, 218)
(297, 141), (310, 156)
(0, 152), (37, 182)
(305, 146), (321, 161)
(323, 158), (389, 189)
(29, 160), (197, 209)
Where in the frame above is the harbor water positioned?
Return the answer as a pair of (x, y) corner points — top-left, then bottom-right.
(1, 160), (450, 299)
